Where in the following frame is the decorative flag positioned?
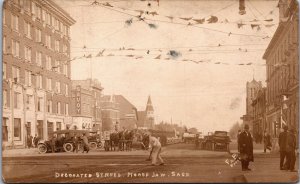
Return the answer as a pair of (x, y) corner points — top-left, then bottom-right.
(264, 18), (273, 22)
(149, 11), (158, 16)
(96, 49), (105, 57)
(91, 0), (100, 5)
(237, 23), (245, 28)
(154, 54), (161, 59)
(246, 62), (252, 65)
(193, 18), (205, 24)
(86, 54), (92, 58)
(126, 55), (134, 57)
(251, 24), (259, 29)
(180, 17), (193, 21)
(166, 16), (174, 21)
(135, 56), (143, 59)
(107, 54), (114, 56)
(215, 62), (221, 64)
(265, 24), (275, 28)
(207, 16), (218, 23)
(102, 2), (113, 7)
(148, 23), (158, 29)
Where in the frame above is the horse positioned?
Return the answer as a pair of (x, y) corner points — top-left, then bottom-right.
(109, 132), (120, 151)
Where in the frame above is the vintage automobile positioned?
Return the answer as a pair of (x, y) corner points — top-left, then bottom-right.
(37, 130), (101, 154)
(202, 131), (231, 151)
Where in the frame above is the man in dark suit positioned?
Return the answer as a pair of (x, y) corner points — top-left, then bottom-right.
(278, 125), (288, 170)
(286, 128), (297, 172)
(238, 124), (254, 171)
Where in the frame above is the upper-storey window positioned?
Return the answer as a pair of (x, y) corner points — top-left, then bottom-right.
(11, 14), (19, 31)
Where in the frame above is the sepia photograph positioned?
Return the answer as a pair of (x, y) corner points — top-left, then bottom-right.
(1, 0), (299, 183)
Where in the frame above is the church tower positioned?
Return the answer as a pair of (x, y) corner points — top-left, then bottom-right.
(145, 96), (155, 129)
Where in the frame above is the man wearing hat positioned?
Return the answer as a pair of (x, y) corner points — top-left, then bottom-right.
(148, 133), (164, 166)
(238, 124), (254, 171)
(278, 125), (288, 170)
(285, 128), (297, 172)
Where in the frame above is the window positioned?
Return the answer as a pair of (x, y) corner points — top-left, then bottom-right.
(14, 118), (21, 141)
(46, 11), (51, 25)
(54, 60), (59, 72)
(45, 34), (51, 48)
(36, 51), (42, 66)
(65, 103), (69, 115)
(55, 81), (61, 93)
(24, 21), (32, 39)
(37, 97), (43, 111)
(65, 84), (69, 96)
(3, 118), (8, 142)
(3, 62), (7, 80)
(12, 40), (20, 57)
(63, 43), (68, 53)
(54, 17), (59, 30)
(14, 92), (20, 109)
(47, 78), (52, 91)
(3, 36), (6, 53)
(36, 74), (42, 88)
(47, 100), (52, 113)
(46, 55), (52, 70)
(63, 64), (68, 76)
(24, 0), (31, 12)
(42, 9), (46, 22)
(12, 66), (20, 83)
(11, 14), (19, 31)
(25, 70), (32, 86)
(3, 90), (8, 107)
(36, 5), (42, 20)
(3, 9), (6, 25)
(26, 95), (33, 110)
(24, 46), (32, 62)
(55, 40), (60, 52)
(57, 102), (61, 114)
(35, 28), (42, 42)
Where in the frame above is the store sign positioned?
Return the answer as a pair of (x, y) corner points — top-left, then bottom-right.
(76, 86), (81, 114)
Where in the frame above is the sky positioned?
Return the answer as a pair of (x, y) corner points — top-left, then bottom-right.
(54, 0), (279, 133)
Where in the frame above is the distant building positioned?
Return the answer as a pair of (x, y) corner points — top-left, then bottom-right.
(252, 87), (266, 142)
(114, 95), (138, 130)
(240, 79), (262, 133)
(263, 0), (298, 138)
(70, 79), (103, 131)
(100, 95), (120, 131)
(2, 0), (75, 148)
(137, 96), (155, 129)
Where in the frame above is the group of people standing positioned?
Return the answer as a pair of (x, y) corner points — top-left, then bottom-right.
(237, 124), (297, 172)
(26, 134), (40, 148)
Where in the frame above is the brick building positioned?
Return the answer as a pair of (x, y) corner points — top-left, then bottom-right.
(240, 79), (262, 133)
(100, 95), (120, 131)
(2, 0), (75, 148)
(262, 0), (298, 138)
(70, 79), (103, 131)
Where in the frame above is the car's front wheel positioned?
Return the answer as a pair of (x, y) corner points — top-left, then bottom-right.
(38, 144), (48, 154)
(63, 143), (74, 152)
(89, 142), (97, 150)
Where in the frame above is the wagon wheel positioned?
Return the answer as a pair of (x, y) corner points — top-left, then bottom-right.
(63, 143), (74, 152)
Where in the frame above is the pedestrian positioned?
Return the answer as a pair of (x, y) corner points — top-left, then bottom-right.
(26, 135), (33, 149)
(286, 128), (297, 172)
(195, 134), (199, 149)
(73, 135), (79, 153)
(33, 134), (38, 148)
(278, 125), (288, 170)
(82, 133), (89, 153)
(51, 134), (57, 153)
(237, 130), (241, 152)
(263, 130), (272, 153)
(238, 124), (254, 171)
(148, 133), (164, 166)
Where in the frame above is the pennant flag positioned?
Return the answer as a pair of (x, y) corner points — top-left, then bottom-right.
(182, 59), (189, 61)
(164, 58), (170, 60)
(237, 23), (245, 28)
(251, 24), (259, 29)
(264, 18), (273, 22)
(148, 23), (158, 29)
(154, 54), (161, 59)
(71, 56), (77, 61)
(166, 16), (174, 21)
(228, 32), (232, 36)
(189, 49), (193, 52)
(103, 2), (113, 7)
(135, 56), (143, 59)
(215, 62), (221, 64)
(238, 63), (244, 65)
(125, 18), (133, 26)
(147, 50), (150, 54)
(107, 54), (114, 56)
(149, 11), (158, 16)
(218, 44), (222, 47)
(126, 55), (134, 57)
(262, 36), (270, 39)
(96, 49), (105, 57)
(91, 0), (100, 5)
(193, 18), (205, 24)
(168, 50), (181, 59)
(86, 54), (92, 58)
(180, 17), (193, 21)
(246, 62), (252, 65)
(127, 48), (135, 50)
(207, 16), (218, 23)
(250, 19), (258, 22)
(193, 60), (199, 64)
(187, 22), (193, 26)
(135, 10), (144, 16)
(223, 19), (229, 23)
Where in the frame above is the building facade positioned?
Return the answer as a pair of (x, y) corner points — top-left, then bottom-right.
(137, 96), (155, 129)
(70, 79), (103, 131)
(114, 95), (138, 130)
(100, 95), (120, 131)
(252, 87), (266, 142)
(262, 0), (298, 138)
(2, 0), (75, 148)
(240, 79), (262, 133)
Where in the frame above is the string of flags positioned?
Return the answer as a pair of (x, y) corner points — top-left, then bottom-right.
(90, 0), (277, 32)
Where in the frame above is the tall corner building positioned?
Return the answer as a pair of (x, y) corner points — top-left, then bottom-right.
(2, 0), (75, 148)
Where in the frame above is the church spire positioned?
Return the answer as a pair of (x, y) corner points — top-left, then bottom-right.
(146, 95), (154, 112)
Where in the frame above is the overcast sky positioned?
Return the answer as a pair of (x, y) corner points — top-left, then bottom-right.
(55, 0), (279, 133)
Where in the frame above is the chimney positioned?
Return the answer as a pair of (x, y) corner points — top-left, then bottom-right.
(278, 0), (288, 22)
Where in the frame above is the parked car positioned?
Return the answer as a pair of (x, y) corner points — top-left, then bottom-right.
(37, 130), (100, 154)
(202, 131), (231, 151)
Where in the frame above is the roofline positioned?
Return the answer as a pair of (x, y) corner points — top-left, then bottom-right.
(42, 0), (76, 26)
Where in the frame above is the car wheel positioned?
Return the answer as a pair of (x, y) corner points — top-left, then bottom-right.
(89, 142), (97, 150)
(63, 143), (74, 152)
(38, 144), (48, 154)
